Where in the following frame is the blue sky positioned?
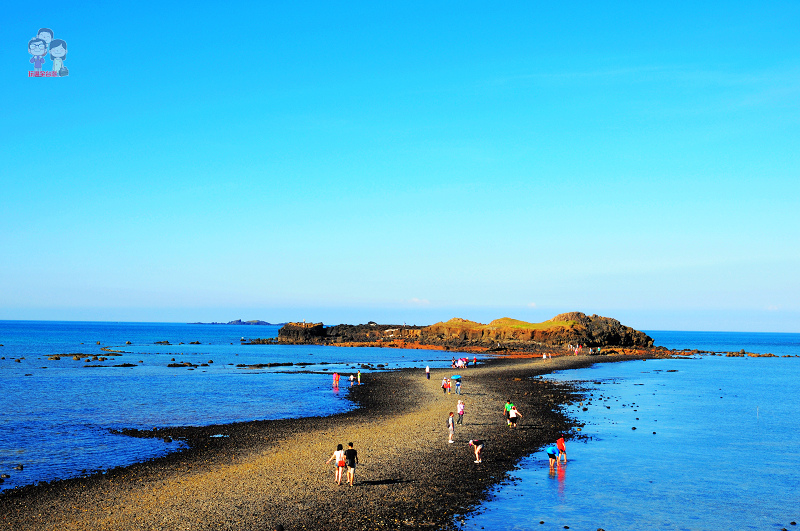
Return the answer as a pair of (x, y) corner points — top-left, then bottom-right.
(2, 2), (798, 331)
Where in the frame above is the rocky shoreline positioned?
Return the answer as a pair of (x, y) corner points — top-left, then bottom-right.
(0, 353), (653, 531)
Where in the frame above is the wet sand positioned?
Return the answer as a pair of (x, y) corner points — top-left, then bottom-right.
(0, 354), (647, 530)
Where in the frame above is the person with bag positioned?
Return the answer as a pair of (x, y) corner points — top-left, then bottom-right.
(325, 443), (346, 485)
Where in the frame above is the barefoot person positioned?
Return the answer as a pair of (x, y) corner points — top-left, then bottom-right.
(508, 405), (522, 428)
(557, 436), (567, 463)
(344, 442), (359, 486)
(469, 439), (483, 463)
(546, 444), (559, 470)
(503, 400), (514, 426)
(447, 412), (455, 443)
(325, 444), (346, 485)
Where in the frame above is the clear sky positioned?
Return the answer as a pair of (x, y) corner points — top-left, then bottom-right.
(2, 2), (798, 332)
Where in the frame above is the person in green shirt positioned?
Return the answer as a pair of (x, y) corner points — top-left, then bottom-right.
(503, 400), (514, 426)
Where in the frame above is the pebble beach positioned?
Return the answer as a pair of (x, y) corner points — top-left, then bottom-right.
(0, 355), (633, 530)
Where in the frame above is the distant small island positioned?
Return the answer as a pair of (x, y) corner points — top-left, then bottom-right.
(189, 319), (286, 326)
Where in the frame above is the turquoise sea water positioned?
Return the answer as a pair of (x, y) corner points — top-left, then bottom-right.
(461, 330), (800, 531)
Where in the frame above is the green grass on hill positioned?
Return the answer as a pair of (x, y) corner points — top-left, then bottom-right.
(436, 317), (576, 330)
(488, 317), (576, 330)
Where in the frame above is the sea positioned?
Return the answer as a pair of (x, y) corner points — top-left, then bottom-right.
(460, 330), (800, 531)
(0, 320), (446, 492)
(1, 323), (799, 530)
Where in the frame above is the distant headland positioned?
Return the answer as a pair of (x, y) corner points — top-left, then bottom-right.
(188, 319), (286, 326)
(275, 312), (655, 353)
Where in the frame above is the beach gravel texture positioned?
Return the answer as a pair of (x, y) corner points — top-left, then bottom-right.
(0, 355), (632, 530)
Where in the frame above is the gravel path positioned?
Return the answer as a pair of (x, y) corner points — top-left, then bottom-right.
(1, 354), (640, 530)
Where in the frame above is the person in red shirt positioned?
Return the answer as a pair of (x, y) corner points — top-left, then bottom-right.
(557, 436), (567, 463)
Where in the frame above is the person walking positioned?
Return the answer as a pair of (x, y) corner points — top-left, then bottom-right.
(455, 378), (461, 395)
(425, 365), (430, 379)
(557, 436), (567, 463)
(469, 439), (483, 463)
(456, 400), (465, 425)
(503, 400), (514, 426)
(357, 370), (361, 384)
(508, 405), (522, 428)
(447, 412), (455, 443)
(441, 377), (448, 394)
(344, 442), (359, 486)
(325, 444), (346, 485)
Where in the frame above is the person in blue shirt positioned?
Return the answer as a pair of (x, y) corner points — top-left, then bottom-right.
(546, 444), (559, 470)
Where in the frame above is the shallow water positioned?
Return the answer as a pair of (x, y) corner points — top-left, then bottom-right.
(0, 320), (457, 491)
(461, 354), (800, 531)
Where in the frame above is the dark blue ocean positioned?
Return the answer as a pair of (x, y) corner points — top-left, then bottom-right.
(2, 323), (799, 531)
(0, 320), (450, 492)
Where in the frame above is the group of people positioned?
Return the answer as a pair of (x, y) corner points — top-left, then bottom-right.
(332, 371), (361, 387)
(325, 442), (359, 486)
(441, 377), (461, 394)
(503, 400), (522, 428)
(451, 356), (477, 368)
(27, 27), (69, 77)
(545, 437), (568, 469)
(432, 365), (570, 470)
(447, 400), (467, 443)
(446, 397), (569, 468)
(503, 400), (523, 427)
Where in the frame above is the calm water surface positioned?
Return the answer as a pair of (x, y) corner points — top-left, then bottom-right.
(462, 334), (800, 531)
(0, 321), (454, 491)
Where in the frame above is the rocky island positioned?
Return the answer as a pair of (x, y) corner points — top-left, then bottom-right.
(189, 319), (285, 326)
(277, 312), (654, 353)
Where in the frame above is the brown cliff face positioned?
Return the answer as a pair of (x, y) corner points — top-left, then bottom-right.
(277, 313), (653, 350)
(419, 313), (652, 349)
